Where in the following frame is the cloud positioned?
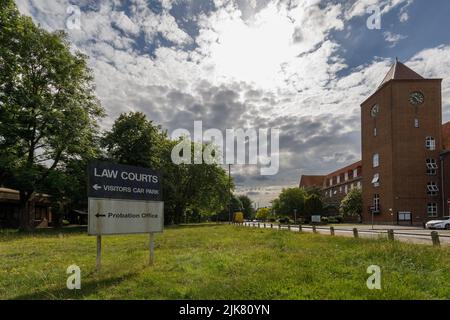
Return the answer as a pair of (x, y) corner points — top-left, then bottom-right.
(383, 31), (407, 47)
(13, 0), (450, 207)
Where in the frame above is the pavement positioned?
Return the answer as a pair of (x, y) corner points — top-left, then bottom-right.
(242, 222), (450, 246)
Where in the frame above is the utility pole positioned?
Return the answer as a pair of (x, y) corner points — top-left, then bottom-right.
(228, 164), (232, 223)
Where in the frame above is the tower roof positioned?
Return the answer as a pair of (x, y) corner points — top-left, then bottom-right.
(378, 60), (424, 88)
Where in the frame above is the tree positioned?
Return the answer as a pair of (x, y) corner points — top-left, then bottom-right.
(238, 195), (255, 220)
(304, 194), (323, 216)
(340, 188), (363, 217)
(102, 112), (164, 168)
(256, 207), (270, 221)
(271, 188), (306, 218)
(0, 1), (104, 230)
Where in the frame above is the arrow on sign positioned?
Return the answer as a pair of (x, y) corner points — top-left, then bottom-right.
(95, 213), (106, 218)
(92, 184), (102, 191)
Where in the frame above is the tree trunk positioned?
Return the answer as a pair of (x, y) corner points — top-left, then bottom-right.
(19, 191), (34, 231)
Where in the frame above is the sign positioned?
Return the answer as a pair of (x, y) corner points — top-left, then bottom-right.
(88, 161), (161, 201)
(311, 215), (321, 223)
(88, 198), (163, 235)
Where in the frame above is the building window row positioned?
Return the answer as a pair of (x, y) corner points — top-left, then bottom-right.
(325, 181), (362, 198)
(327, 169), (361, 187)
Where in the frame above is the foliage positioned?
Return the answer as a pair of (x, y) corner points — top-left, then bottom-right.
(238, 195), (255, 220)
(0, 1), (104, 229)
(271, 188), (306, 218)
(255, 207), (271, 220)
(304, 194), (323, 216)
(340, 188), (363, 217)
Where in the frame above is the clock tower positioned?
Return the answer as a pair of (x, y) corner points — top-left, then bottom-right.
(361, 61), (443, 225)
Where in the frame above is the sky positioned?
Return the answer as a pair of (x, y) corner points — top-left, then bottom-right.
(14, 0), (450, 207)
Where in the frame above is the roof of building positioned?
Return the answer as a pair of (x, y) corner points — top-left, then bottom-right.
(325, 160), (362, 179)
(299, 175), (325, 188)
(378, 60), (424, 88)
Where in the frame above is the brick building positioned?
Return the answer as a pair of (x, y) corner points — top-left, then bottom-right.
(299, 60), (450, 226)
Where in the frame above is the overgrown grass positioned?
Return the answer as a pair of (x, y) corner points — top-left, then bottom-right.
(0, 224), (449, 300)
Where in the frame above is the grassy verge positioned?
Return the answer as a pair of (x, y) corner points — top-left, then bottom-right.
(0, 224), (449, 300)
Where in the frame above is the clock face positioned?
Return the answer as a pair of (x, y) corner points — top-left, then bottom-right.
(410, 91), (424, 105)
(371, 104), (379, 117)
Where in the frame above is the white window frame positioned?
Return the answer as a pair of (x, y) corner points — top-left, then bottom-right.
(337, 175), (341, 184)
(426, 137), (436, 151)
(372, 173), (380, 187)
(344, 172), (349, 181)
(373, 194), (380, 212)
(373, 153), (380, 168)
(426, 159), (438, 175)
(427, 203), (438, 217)
(414, 118), (419, 128)
(353, 169), (358, 177)
(344, 184), (348, 194)
(427, 182), (439, 196)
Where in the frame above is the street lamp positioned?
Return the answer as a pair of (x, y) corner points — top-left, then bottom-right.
(294, 209), (297, 225)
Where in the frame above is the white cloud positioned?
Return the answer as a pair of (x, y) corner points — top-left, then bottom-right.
(383, 31), (407, 47)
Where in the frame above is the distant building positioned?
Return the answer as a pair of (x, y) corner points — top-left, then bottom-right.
(0, 188), (53, 228)
(300, 60), (450, 226)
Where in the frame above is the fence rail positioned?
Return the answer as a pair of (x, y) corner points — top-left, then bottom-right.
(234, 222), (450, 246)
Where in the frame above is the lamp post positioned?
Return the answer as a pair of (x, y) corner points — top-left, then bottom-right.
(228, 164), (232, 223)
(294, 209), (297, 225)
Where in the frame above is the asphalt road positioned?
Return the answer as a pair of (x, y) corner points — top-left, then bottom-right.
(242, 222), (450, 246)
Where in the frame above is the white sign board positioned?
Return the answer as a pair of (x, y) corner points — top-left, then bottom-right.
(311, 215), (321, 223)
(88, 198), (164, 235)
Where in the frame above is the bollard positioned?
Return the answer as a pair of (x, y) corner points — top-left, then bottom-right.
(312, 225), (317, 233)
(298, 224), (302, 232)
(330, 226), (335, 236)
(387, 229), (394, 241)
(431, 231), (440, 247)
(353, 228), (359, 238)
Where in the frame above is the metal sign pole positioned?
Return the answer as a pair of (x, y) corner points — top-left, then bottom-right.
(96, 235), (102, 271)
(149, 233), (154, 266)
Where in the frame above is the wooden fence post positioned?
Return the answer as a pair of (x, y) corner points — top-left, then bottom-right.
(278, 224), (281, 230)
(387, 229), (394, 241)
(353, 228), (359, 238)
(312, 225), (317, 233)
(330, 226), (335, 236)
(431, 231), (440, 247)
(288, 225), (291, 231)
(298, 224), (302, 232)
(270, 223), (273, 229)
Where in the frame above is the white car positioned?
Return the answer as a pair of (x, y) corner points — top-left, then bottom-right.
(425, 217), (450, 230)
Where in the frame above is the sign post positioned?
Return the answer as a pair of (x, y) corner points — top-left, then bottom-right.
(88, 161), (163, 270)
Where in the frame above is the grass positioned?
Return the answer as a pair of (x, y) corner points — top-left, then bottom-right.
(0, 224), (449, 300)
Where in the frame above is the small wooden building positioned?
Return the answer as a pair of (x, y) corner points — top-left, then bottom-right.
(0, 188), (53, 228)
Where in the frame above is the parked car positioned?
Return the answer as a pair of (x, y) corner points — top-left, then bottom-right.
(425, 217), (450, 230)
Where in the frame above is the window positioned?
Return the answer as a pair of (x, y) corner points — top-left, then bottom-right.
(353, 168), (358, 177)
(344, 184), (348, 194)
(373, 194), (380, 212)
(339, 186), (343, 193)
(374, 127), (377, 137)
(398, 212), (411, 221)
(344, 172), (349, 181)
(333, 189), (337, 195)
(426, 159), (438, 175)
(427, 182), (439, 196)
(427, 203), (438, 217)
(357, 181), (362, 189)
(414, 118), (419, 128)
(373, 154), (379, 168)
(372, 173), (380, 187)
(426, 137), (436, 151)
(371, 104), (379, 117)
(337, 175), (341, 184)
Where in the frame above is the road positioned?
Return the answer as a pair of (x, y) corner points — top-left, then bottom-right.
(241, 222), (450, 246)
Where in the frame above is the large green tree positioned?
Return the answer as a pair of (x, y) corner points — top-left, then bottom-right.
(102, 112), (165, 168)
(272, 187), (306, 218)
(0, 1), (104, 229)
(238, 195), (255, 220)
(340, 188), (363, 217)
